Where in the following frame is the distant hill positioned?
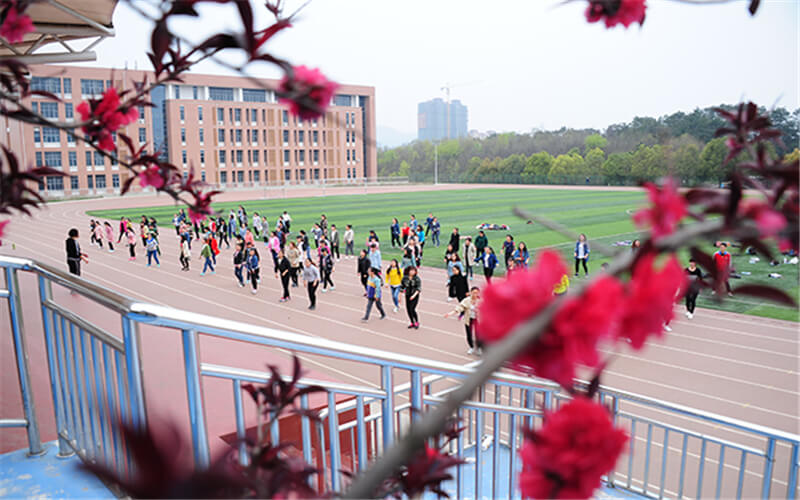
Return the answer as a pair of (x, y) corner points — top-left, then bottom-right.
(377, 126), (416, 148)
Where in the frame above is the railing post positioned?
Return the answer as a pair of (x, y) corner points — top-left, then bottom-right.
(410, 370), (422, 419)
(787, 443), (798, 500)
(607, 395), (619, 488)
(181, 328), (210, 469)
(327, 391), (341, 493)
(38, 276), (73, 458)
(380, 366), (394, 449)
(121, 315), (147, 430)
(5, 268), (44, 456)
(761, 438), (776, 499)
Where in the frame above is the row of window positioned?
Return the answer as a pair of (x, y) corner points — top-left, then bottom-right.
(178, 147), (356, 167)
(30, 77), (115, 96)
(39, 174), (120, 191)
(35, 150), (116, 168)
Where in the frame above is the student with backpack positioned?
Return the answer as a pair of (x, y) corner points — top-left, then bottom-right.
(246, 247), (260, 294)
(145, 234), (160, 267)
(200, 238), (215, 276)
(361, 267), (387, 321)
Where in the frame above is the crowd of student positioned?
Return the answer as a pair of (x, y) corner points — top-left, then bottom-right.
(64, 207), (733, 356)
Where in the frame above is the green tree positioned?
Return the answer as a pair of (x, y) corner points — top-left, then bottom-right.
(584, 133), (608, 152)
(548, 153), (585, 183)
(521, 151), (553, 183)
(699, 137), (728, 183)
(601, 152), (633, 184)
(674, 143), (701, 184)
(584, 147), (606, 180)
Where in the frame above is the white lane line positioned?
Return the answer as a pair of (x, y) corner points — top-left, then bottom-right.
(631, 341), (798, 375)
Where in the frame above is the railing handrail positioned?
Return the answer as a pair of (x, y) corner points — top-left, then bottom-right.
(2, 253), (799, 450)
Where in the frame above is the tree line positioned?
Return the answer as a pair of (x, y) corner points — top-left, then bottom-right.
(378, 105), (799, 186)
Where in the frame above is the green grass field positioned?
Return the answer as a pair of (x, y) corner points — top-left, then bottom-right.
(88, 187), (799, 322)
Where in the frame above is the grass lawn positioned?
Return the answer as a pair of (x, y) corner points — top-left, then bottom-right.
(87, 187), (799, 322)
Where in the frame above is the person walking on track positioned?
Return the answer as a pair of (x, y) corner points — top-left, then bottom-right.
(344, 225), (355, 258)
(179, 235), (191, 271)
(385, 259), (403, 313)
(401, 266), (421, 329)
(303, 258), (320, 310)
(278, 249), (291, 302)
(685, 258), (703, 319)
(246, 247), (260, 294)
(200, 238), (214, 276)
(445, 286), (482, 355)
(574, 233), (590, 277)
(320, 246), (335, 292)
(481, 246), (498, 282)
(361, 267), (387, 322)
(146, 233), (160, 267)
(66, 228), (88, 276)
(233, 243), (246, 287)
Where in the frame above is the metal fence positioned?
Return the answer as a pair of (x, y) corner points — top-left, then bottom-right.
(1, 254), (798, 499)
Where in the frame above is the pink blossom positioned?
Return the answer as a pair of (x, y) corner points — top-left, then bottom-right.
(739, 200), (787, 239)
(0, 219), (9, 246)
(1, 7), (35, 44)
(520, 397), (628, 499)
(632, 178), (687, 241)
(585, 0), (647, 29)
(138, 165), (166, 190)
(278, 65), (338, 120)
(617, 254), (685, 349)
(77, 87), (139, 152)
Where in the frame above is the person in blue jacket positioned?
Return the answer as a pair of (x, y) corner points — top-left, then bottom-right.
(574, 233), (590, 277)
(480, 246), (499, 282)
(512, 242), (530, 269)
(390, 218), (401, 248)
(246, 247), (260, 294)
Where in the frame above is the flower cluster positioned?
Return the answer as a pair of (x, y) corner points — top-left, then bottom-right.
(477, 250), (685, 389)
(585, 0), (647, 29)
(633, 179), (687, 241)
(520, 397), (628, 499)
(0, 4), (34, 44)
(278, 65), (339, 120)
(0, 219), (9, 246)
(76, 88), (139, 151)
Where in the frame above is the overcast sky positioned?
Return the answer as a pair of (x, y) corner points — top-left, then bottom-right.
(77, 0), (798, 141)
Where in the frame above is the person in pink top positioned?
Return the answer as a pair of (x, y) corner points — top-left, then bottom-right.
(126, 229), (137, 261)
(103, 221), (115, 252)
(244, 228), (255, 248)
(267, 231), (281, 276)
(93, 221), (105, 249)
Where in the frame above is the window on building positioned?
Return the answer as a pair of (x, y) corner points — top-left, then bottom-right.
(298, 130), (304, 145)
(35, 152), (42, 166)
(347, 150), (351, 162)
(282, 110), (288, 126)
(199, 128), (204, 144)
(345, 113), (350, 126)
(236, 150), (243, 164)
(200, 150), (205, 164)
(67, 132), (75, 145)
(217, 129), (225, 144)
(112, 174), (120, 188)
(237, 171), (244, 183)
(88, 176), (94, 189)
(41, 102), (58, 119)
(313, 130), (318, 145)
(201, 171), (206, 182)
(110, 154), (117, 166)
(179, 106), (185, 121)
(299, 169), (306, 181)
(252, 108), (257, 123)
(234, 108), (241, 123)
(229, 129), (234, 142)
(229, 108), (233, 122)
(63, 78), (72, 95)
(209, 86), (234, 101)
(193, 86), (199, 99)
(282, 130), (289, 145)
(65, 103), (73, 120)
(220, 171), (227, 184)
(251, 129), (258, 145)
(42, 127), (60, 143)
(242, 88), (267, 102)
(46, 176), (64, 191)
(219, 150), (226, 164)
(68, 151), (77, 167)
(298, 150), (305, 163)
(216, 108), (224, 123)
(80, 79), (104, 96)
(139, 127), (147, 143)
(198, 106), (203, 122)
(245, 109), (249, 123)
(313, 150), (319, 163)
(85, 151), (92, 166)
(283, 150), (290, 164)
(138, 104), (145, 122)
(106, 80), (112, 90)
(181, 128), (186, 143)
(262, 109), (266, 122)
(71, 175), (79, 190)
(247, 150), (251, 164)
(33, 128), (41, 143)
(253, 150), (259, 164)
(94, 151), (104, 166)
(31, 102), (38, 113)
(31, 77), (61, 93)
(253, 170), (260, 182)
(95, 175), (106, 189)
(182, 150), (187, 164)
(235, 129), (242, 143)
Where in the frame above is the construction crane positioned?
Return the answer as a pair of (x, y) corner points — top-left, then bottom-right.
(440, 81), (478, 139)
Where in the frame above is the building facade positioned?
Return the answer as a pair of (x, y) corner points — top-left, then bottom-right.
(417, 97), (468, 142)
(0, 65), (377, 197)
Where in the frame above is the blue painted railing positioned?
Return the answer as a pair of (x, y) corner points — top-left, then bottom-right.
(1, 255), (798, 499)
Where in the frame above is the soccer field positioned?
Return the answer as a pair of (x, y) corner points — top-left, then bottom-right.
(88, 187), (798, 321)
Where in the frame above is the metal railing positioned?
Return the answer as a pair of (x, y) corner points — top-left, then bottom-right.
(1, 254), (798, 499)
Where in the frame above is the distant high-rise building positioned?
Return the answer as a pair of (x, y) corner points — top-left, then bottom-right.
(417, 98), (468, 141)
